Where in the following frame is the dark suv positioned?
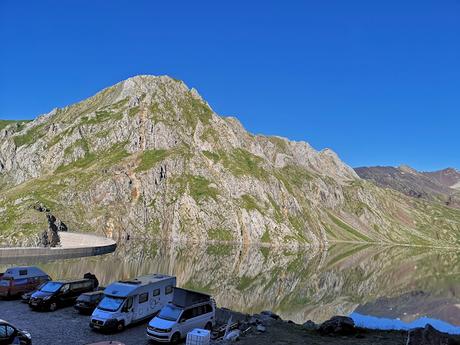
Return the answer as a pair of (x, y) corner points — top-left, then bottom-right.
(29, 277), (97, 311)
(0, 319), (32, 345)
(74, 290), (104, 314)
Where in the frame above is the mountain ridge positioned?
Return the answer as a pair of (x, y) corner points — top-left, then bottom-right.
(1, 75), (460, 247)
(355, 165), (460, 208)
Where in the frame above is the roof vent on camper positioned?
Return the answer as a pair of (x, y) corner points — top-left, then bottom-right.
(119, 279), (142, 285)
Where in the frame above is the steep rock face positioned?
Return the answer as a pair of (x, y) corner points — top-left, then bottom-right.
(1, 75), (460, 247)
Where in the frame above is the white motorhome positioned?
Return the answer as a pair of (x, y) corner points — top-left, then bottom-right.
(90, 273), (176, 332)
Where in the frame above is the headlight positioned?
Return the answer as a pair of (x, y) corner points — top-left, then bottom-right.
(22, 331), (31, 339)
(43, 295), (52, 300)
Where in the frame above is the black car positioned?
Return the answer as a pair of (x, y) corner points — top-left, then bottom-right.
(29, 276), (98, 311)
(0, 319), (32, 345)
(74, 290), (104, 314)
(20, 282), (47, 304)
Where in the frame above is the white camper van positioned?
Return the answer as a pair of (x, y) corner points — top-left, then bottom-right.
(90, 274), (176, 332)
(146, 288), (216, 343)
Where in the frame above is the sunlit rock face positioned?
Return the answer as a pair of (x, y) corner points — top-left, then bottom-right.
(1, 75), (460, 247)
(3, 241), (458, 324)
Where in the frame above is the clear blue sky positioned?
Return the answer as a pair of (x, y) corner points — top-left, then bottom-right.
(0, 1), (458, 171)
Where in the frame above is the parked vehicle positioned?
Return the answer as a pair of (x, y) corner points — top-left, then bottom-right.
(90, 274), (176, 332)
(0, 319), (32, 345)
(0, 266), (50, 299)
(74, 290), (105, 314)
(20, 281), (47, 304)
(29, 274), (98, 311)
(146, 288), (215, 343)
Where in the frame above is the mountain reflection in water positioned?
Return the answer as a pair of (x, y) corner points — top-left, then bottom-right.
(1, 241), (459, 332)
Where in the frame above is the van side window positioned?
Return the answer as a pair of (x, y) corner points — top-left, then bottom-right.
(126, 296), (133, 309)
(139, 292), (149, 303)
(71, 282), (81, 290)
(84, 281), (93, 289)
(19, 269), (27, 276)
(72, 281), (92, 291)
(181, 308), (194, 321)
(192, 306), (202, 317)
(152, 289), (160, 297)
(165, 285), (173, 295)
(204, 303), (213, 314)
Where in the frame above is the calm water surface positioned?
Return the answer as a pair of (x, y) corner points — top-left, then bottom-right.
(1, 241), (459, 333)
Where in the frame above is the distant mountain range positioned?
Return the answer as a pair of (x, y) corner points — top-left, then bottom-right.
(355, 166), (460, 208)
(1, 75), (459, 247)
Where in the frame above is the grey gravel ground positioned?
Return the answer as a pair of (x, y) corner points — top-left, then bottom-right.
(0, 299), (155, 345)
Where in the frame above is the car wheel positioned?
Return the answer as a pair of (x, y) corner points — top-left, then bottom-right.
(49, 302), (58, 311)
(205, 322), (212, 331)
(171, 332), (181, 344)
(116, 321), (125, 332)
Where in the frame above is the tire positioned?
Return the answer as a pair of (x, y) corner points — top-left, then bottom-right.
(116, 321), (125, 332)
(171, 332), (181, 344)
(205, 322), (212, 331)
(49, 302), (58, 311)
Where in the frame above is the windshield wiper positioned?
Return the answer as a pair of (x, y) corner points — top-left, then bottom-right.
(98, 306), (117, 312)
(158, 316), (176, 321)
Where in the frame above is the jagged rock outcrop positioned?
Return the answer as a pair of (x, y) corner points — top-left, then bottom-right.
(0, 75), (459, 247)
(31, 202), (66, 247)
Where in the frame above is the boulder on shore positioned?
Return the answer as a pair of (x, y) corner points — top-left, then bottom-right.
(303, 320), (318, 331)
(406, 324), (460, 345)
(318, 316), (356, 336)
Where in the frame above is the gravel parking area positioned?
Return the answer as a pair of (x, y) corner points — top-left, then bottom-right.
(0, 299), (153, 345)
(3, 298), (454, 345)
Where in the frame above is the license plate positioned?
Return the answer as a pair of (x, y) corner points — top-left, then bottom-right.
(31, 301), (38, 306)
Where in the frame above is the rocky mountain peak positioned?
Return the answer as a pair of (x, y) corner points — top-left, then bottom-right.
(399, 165), (418, 174)
(423, 168), (460, 190)
(1, 76), (460, 248)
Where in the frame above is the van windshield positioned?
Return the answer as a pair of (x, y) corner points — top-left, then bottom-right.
(98, 296), (125, 312)
(158, 305), (182, 321)
(40, 282), (63, 293)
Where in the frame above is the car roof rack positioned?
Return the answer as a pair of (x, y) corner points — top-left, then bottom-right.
(119, 280), (142, 285)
